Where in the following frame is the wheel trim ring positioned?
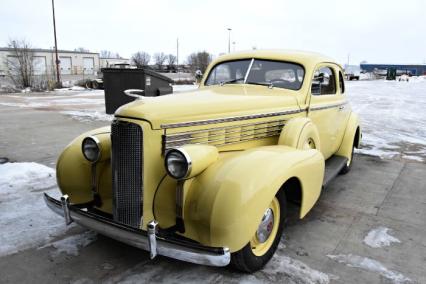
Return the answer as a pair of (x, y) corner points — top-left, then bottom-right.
(250, 197), (281, 256)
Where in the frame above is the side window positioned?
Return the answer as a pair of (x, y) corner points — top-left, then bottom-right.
(339, 71), (345, 94)
(311, 66), (336, 95)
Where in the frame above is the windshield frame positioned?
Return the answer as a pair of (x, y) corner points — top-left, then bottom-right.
(203, 58), (306, 91)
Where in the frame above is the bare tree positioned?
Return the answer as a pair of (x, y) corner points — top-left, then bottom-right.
(154, 52), (167, 70)
(187, 51), (212, 74)
(100, 50), (121, 58)
(166, 54), (177, 71)
(74, 47), (90, 52)
(5, 39), (35, 88)
(131, 51), (151, 68)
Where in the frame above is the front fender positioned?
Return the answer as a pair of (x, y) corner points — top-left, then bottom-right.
(56, 126), (111, 207)
(184, 145), (324, 252)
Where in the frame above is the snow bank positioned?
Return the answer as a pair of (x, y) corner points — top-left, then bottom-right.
(0, 162), (69, 256)
(40, 231), (97, 257)
(348, 80), (426, 162)
(327, 254), (411, 283)
(363, 227), (401, 248)
(61, 110), (113, 122)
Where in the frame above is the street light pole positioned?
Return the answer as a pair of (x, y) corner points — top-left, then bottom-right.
(51, 0), (61, 87)
(227, 28), (232, 53)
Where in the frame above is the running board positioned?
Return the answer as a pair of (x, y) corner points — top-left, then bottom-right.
(323, 155), (348, 187)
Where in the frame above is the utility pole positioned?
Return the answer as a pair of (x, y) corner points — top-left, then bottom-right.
(347, 53), (350, 68)
(227, 28), (232, 53)
(176, 37), (179, 80)
(51, 0), (61, 87)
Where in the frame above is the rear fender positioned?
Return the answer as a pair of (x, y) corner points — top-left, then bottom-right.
(336, 112), (361, 160)
(184, 145), (325, 252)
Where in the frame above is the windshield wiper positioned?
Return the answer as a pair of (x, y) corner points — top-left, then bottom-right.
(220, 77), (245, 86)
(246, 81), (274, 89)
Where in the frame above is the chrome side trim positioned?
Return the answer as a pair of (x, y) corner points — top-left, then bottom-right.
(310, 101), (348, 112)
(161, 109), (302, 129)
(44, 193), (231, 267)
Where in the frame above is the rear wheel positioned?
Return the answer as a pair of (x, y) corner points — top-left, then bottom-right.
(230, 190), (287, 272)
(92, 81), (99, 89)
(340, 140), (354, 175)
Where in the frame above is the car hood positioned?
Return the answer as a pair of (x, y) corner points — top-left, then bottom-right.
(115, 85), (301, 129)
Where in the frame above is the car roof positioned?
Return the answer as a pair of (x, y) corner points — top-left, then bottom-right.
(211, 49), (339, 69)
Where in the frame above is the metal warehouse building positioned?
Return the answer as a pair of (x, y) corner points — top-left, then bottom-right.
(0, 47), (101, 81)
(360, 63), (426, 76)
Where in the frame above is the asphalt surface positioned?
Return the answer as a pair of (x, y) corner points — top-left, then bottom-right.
(0, 93), (425, 284)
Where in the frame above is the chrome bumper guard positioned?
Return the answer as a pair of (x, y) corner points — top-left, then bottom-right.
(44, 193), (230, 267)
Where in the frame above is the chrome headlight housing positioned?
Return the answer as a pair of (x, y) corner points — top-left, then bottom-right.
(165, 149), (191, 180)
(82, 136), (101, 163)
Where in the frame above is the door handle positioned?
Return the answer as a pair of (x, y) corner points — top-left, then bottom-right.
(338, 105), (345, 110)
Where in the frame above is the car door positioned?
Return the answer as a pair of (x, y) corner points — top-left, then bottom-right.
(308, 64), (347, 159)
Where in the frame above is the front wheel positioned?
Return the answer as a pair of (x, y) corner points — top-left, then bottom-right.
(230, 190), (287, 272)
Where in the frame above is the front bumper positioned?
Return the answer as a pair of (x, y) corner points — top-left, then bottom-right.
(43, 193), (230, 267)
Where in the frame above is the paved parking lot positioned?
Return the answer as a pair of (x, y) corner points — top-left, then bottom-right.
(0, 91), (425, 283)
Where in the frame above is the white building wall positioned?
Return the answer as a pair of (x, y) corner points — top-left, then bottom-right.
(0, 48), (100, 83)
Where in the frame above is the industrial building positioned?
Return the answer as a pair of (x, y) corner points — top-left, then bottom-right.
(360, 63), (426, 76)
(0, 47), (101, 82)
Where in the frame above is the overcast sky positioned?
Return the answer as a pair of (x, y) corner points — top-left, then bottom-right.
(1, 0), (425, 65)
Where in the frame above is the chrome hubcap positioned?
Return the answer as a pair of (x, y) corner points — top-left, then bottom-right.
(256, 208), (274, 243)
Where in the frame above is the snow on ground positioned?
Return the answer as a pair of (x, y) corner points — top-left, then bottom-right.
(0, 162), (69, 256)
(363, 227), (401, 248)
(327, 254), (411, 284)
(347, 78), (426, 162)
(106, 246), (331, 284)
(54, 86), (87, 92)
(262, 249), (332, 284)
(39, 231), (97, 257)
(61, 110), (113, 122)
(172, 84), (198, 93)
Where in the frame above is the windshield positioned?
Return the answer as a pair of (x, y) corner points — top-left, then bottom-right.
(205, 59), (305, 90)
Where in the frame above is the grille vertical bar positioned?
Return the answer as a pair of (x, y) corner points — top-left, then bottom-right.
(111, 120), (143, 228)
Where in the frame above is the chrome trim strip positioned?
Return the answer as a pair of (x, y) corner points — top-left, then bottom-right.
(161, 109), (302, 129)
(310, 101), (348, 112)
(165, 131), (281, 152)
(166, 119), (285, 138)
(44, 193), (231, 267)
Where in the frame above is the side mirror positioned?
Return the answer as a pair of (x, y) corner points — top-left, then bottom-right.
(124, 89), (144, 98)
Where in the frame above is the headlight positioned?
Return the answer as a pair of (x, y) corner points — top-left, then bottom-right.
(165, 149), (191, 179)
(82, 136), (101, 163)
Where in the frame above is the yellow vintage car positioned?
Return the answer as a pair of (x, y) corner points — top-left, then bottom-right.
(44, 50), (361, 272)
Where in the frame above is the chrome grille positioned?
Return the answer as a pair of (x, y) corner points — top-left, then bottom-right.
(111, 120), (143, 228)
